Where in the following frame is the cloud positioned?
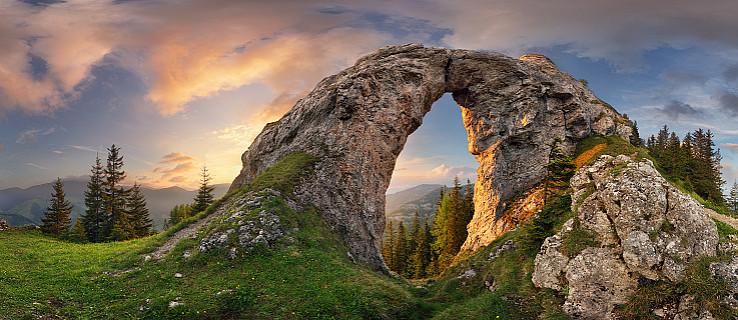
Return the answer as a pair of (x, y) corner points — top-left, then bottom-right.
(0, 1), (388, 117)
(140, 151), (200, 188)
(395, 0), (738, 70)
(724, 65), (738, 82)
(52, 150), (63, 155)
(0, 144), (4, 153)
(6, 0), (738, 119)
(654, 100), (702, 120)
(718, 91), (738, 117)
(430, 164), (450, 176)
(722, 143), (738, 152)
(68, 145), (98, 153)
(15, 127), (56, 144)
(25, 162), (48, 170)
(213, 124), (263, 147)
(160, 152), (195, 164)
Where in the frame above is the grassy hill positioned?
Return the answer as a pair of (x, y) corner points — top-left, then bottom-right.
(2, 135), (732, 319)
(0, 154), (428, 319)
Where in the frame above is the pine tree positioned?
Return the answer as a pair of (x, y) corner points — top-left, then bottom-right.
(446, 177), (466, 257)
(127, 183), (152, 238)
(168, 204), (193, 225)
(69, 219), (87, 243)
(393, 223), (408, 275)
(630, 120), (643, 146)
(192, 166), (216, 214)
(102, 145), (130, 240)
(81, 154), (105, 242)
(410, 222), (433, 278)
(382, 220), (396, 270)
(41, 178), (73, 236)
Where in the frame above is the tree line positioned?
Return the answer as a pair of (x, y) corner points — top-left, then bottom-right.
(41, 145), (153, 242)
(646, 126), (725, 205)
(382, 177), (474, 278)
(40, 145), (217, 242)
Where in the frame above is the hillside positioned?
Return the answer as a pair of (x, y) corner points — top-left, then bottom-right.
(385, 184), (473, 225)
(0, 153), (428, 319)
(0, 180), (230, 228)
(3, 136), (738, 319)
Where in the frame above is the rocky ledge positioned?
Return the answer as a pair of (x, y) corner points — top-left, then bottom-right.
(532, 154), (720, 319)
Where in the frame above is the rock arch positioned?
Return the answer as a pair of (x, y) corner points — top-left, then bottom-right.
(230, 44), (631, 271)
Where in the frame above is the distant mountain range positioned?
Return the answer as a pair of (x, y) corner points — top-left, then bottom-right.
(385, 183), (473, 226)
(0, 179), (229, 229)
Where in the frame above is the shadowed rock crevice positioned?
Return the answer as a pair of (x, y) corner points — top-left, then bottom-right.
(229, 44), (632, 270)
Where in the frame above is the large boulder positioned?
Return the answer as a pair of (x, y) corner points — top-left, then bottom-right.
(229, 44), (631, 270)
(532, 155), (719, 319)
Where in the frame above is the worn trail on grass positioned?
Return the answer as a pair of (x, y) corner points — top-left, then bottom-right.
(150, 206), (226, 260)
(707, 208), (738, 230)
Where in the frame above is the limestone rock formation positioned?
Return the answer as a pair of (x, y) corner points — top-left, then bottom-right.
(199, 189), (288, 258)
(532, 155), (719, 319)
(230, 44), (632, 270)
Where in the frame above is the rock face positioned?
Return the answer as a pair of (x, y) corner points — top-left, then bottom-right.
(230, 44), (632, 270)
(532, 155), (719, 319)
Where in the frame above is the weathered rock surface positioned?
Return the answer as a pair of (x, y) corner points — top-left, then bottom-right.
(710, 256), (738, 309)
(230, 44), (632, 270)
(199, 189), (286, 258)
(532, 155), (719, 319)
(0, 219), (8, 231)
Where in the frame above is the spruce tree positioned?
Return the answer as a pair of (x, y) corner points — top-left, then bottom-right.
(69, 219), (87, 243)
(410, 222), (432, 278)
(446, 177), (465, 258)
(41, 178), (73, 236)
(382, 220), (396, 270)
(630, 120), (643, 146)
(81, 154), (105, 242)
(393, 223), (408, 275)
(102, 145), (130, 240)
(127, 183), (152, 238)
(431, 189), (451, 268)
(168, 204), (193, 225)
(192, 166), (216, 214)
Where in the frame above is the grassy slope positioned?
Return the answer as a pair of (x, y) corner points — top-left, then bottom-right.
(0, 153), (426, 320)
(3, 137), (737, 319)
(422, 135), (738, 319)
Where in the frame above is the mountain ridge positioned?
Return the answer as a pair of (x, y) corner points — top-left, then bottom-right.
(0, 179), (230, 228)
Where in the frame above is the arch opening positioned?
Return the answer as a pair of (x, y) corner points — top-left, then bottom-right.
(383, 93), (478, 277)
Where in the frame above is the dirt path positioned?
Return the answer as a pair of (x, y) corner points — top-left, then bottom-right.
(706, 208), (738, 230)
(150, 206), (225, 260)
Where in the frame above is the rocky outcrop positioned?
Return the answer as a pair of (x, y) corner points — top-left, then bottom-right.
(532, 155), (719, 319)
(199, 189), (288, 259)
(230, 44), (632, 270)
(0, 219), (8, 231)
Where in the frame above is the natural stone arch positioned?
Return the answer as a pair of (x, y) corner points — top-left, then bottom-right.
(230, 44), (631, 271)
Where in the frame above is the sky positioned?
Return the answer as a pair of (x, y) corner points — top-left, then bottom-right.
(0, 0), (737, 192)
